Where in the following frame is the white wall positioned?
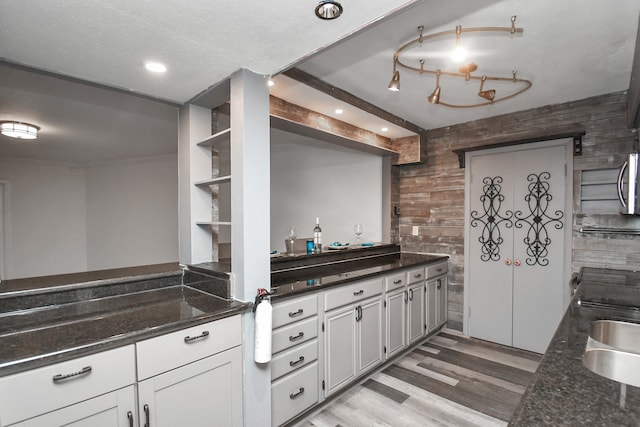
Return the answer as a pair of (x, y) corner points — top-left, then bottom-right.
(0, 158), (87, 279)
(0, 155), (178, 280)
(86, 155), (178, 270)
(270, 133), (383, 252)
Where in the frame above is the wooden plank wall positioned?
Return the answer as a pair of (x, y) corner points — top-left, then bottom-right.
(395, 91), (639, 331)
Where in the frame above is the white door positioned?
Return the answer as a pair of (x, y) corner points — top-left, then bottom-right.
(466, 141), (570, 353)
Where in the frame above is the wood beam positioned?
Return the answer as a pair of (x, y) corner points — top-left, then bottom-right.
(270, 95), (396, 153)
(283, 68), (425, 135)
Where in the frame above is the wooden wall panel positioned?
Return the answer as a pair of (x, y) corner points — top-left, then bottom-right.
(396, 91), (639, 331)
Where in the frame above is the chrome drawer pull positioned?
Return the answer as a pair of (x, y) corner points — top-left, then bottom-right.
(184, 330), (210, 343)
(414, 274), (422, 278)
(289, 356), (305, 367)
(409, 288), (414, 300)
(127, 411), (134, 427)
(52, 366), (92, 383)
(289, 332), (304, 341)
(290, 387), (305, 399)
(144, 404), (150, 427)
(289, 308), (304, 317)
(353, 290), (364, 296)
(437, 279), (442, 289)
(393, 279), (402, 284)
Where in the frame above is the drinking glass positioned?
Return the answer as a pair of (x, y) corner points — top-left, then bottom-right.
(287, 225), (297, 240)
(354, 224), (363, 244)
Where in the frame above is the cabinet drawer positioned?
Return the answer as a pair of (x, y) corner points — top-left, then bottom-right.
(0, 345), (135, 426)
(136, 314), (241, 380)
(271, 339), (318, 381)
(324, 277), (384, 311)
(271, 361), (319, 427)
(272, 316), (318, 354)
(385, 272), (405, 291)
(406, 267), (425, 284)
(425, 262), (448, 279)
(272, 294), (318, 329)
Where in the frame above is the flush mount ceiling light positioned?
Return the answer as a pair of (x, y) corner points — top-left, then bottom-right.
(0, 121), (40, 140)
(315, 1), (343, 20)
(387, 16), (532, 108)
(144, 61), (167, 73)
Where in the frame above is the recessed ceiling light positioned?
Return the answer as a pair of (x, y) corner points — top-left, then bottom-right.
(0, 121), (39, 140)
(315, 1), (343, 20)
(381, 127), (389, 132)
(335, 108), (344, 115)
(144, 61), (167, 73)
(267, 79), (275, 87)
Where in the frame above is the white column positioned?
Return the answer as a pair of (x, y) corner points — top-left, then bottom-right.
(230, 68), (271, 427)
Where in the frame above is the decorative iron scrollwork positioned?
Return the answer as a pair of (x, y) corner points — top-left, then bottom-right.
(514, 172), (564, 266)
(470, 176), (513, 261)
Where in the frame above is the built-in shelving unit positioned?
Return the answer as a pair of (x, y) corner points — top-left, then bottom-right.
(580, 168), (619, 214)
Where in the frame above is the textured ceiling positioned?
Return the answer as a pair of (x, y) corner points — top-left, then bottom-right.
(0, 0), (639, 164)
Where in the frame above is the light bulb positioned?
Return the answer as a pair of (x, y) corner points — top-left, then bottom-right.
(451, 46), (467, 63)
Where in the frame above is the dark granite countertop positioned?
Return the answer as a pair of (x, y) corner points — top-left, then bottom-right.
(270, 252), (449, 300)
(510, 267), (640, 426)
(0, 270), (251, 378)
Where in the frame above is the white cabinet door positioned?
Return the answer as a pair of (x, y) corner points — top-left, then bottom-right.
(426, 278), (437, 333)
(324, 304), (357, 396)
(436, 276), (448, 327)
(406, 283), (425, 344)
(137, 346), (243, 427)
(10, 386), (135, 427)
(357, 297), (383, 374)
(385, 289), (406, 358)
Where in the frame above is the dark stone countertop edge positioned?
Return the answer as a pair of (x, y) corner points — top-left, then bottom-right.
(0, 299), (252, 378)
(270, 253), (449, 301)
(509, 269), (640, 425)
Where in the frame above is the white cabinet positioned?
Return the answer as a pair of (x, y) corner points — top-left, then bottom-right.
(137, 346), (243, 427)
(271, 294), (320, 427)
(406, 267), (426, 345)
(7, 386), (136, 427)
(426, 262), (448, 333)
(384, 288), (406, 358)
(324, 278), (384, 396)
(136, 315), (243, 427)
(0, 345), (136, 427)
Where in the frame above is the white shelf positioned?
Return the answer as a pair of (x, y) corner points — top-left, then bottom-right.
(194, 175), (232, 186)
(197, 128), (230, 147)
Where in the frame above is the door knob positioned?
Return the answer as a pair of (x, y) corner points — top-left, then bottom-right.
(505, 259), (512, 266)
(514, 259), (521, 267)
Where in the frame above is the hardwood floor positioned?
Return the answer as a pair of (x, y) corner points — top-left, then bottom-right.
(292, 330), (541, 427)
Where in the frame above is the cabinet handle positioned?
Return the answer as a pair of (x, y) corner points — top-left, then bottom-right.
(353, 289), (364, 296)
(144, 404), (150, 427)
(127, 411), (134, 427)
(288, 308), (304, 317)
(289, 356), (305, 367)
(437, 279), (442, 289)
(184, 330), (210, 343)
(52, 366), (92, 383)
(404, 290), (408, 303)
(355, 305), (363, 321)
(290, 387), (305, 399)
(414, 273), (422, 279)
(514, 259), (521, 267)
(289, 332), (304, 342)
(409, 288), (414, 301)
(437, 268), (443, 272)
(505, 259), (512, 266)
(393, 279), (402, 285)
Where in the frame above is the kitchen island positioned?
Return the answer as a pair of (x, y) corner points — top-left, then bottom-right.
(510, 268), (640, 425)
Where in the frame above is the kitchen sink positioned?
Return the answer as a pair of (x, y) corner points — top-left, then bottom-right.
(583, 341), (640, 388)
(589, 320), (640, 353)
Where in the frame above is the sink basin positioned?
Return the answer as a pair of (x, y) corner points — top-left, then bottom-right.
(583, 342), (640, 388)
(589, 320), (640, 353)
